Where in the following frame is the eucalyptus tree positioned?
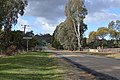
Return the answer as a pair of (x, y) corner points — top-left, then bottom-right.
(109, 29), (119, 40)
(96, 27), (108, 39)
(108, 20), (120, 32)
(108, 20), (120, 47)
(108, 20), (120, 40)
(88, 31), (97, 43)
(96, 27), (109, 48)
(0, 0), (27, 53)
(88, 31), (101, 48)
(0, 0), (27, 27)
(65, 0), (87, 50)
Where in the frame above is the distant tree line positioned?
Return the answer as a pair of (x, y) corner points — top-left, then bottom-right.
(35, 33), (52, 47)
(0, 28), (52, 55)
(87, 20), (120, 49)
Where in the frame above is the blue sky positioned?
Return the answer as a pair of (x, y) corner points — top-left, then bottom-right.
(12, 0), (120, 37)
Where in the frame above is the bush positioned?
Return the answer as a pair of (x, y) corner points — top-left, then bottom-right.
(6, 45), (17, 56)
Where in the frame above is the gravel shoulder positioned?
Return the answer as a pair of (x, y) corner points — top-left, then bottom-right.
(56, 55), (96, 80)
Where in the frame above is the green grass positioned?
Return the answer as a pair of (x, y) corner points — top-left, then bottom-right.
(0, 52), (63, 80)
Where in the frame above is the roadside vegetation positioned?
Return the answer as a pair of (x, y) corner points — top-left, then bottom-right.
(107, 54), (120, 59)
(74, 51), (120, 59)
(0, 51), (64, 80)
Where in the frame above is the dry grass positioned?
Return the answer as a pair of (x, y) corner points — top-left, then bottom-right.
(106, 54), (120, 59)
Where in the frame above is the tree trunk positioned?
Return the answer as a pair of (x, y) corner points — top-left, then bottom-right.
(77, 35), (81, 50)
(77, 23), (82, 50)
(71, 17), (82, 51)
(117, 39), (120, 47)
(101, 39), (104, 49)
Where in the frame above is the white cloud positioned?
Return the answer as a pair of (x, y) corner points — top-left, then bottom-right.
(84, 0), (120, 27)
(35, 17), (56, 35)
(85, 11), (120, 24)
(16, 18), (31, 33)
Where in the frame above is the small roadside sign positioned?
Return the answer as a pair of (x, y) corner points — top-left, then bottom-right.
(23, 37), (32, 52)
(23, 37), (32, 39)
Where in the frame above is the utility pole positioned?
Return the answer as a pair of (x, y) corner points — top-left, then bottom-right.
(21, 25), (29, 34)
(27, 39), (28, 52)
(22, 24), (31, 52)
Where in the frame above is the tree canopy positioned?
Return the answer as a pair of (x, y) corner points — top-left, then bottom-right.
(0, 0), (28, 55)
(65, 0), (88, 50)
(108, 20), (120, 32)
(0, 0), (28, 27)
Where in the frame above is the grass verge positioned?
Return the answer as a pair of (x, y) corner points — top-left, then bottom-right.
(0, 51), (63, 80)
(106, 54), (120, 59)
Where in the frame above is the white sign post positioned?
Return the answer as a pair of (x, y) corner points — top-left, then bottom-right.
(23, 37), (32, 52)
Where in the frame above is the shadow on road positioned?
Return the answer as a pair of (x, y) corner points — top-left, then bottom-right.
(54, 52), (119, 80)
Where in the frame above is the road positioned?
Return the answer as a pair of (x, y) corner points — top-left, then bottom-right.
(46, 50), (120, 80)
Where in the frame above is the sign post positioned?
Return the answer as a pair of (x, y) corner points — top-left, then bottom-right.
(23, 37), (32, 52)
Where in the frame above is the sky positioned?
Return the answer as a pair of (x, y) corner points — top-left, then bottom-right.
(12, 0), (120, 37)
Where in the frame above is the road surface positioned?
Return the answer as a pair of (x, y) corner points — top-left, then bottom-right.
(46, 50), (120, 80)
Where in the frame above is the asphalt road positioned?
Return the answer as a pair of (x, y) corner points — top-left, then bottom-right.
(47, 50), (120, 80)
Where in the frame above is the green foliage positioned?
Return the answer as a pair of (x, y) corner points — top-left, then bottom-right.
(10, 30), (38, 50)
(109, 29), (120, 47)
(52, 39), (63, 50)
(0, 30), (40, 55)
(79, 20), (88, 38)
(65, 0), (87, 20)
(96, 27), (109, 39)
(88, 27), (108, 48)
(10, 30), (24, 49)
(38, 39), (47, 47)
(88, 31), (97, 43)
(39, 34), (52, 44)
(52, 21), (79, 50)
(0, 0), (28, 26)
(65, 0), (88, 50)
(35, 34), (52, 47)
(108, 20), (120, 32)
(108, 20), (120, 47)
(81, 38), (88, 48)
(53, 0), (88, 50)
(0, 0), (28, 54)
(88, 25), (120, 48)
